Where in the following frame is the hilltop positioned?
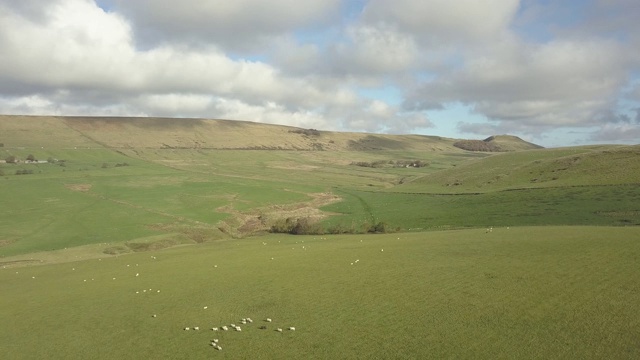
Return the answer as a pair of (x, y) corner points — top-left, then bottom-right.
(453, 135), (543, 152)
(0, 115), (538, 152)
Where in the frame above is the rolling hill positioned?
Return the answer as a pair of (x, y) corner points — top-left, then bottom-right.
(0, 115), (533, 152)
(1, 115), (639, 258)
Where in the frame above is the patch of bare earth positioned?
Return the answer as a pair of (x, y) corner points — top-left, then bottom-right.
(219, 192), (342, 237)
(65, 184), (92, 192)
(0, 239), (16, 248)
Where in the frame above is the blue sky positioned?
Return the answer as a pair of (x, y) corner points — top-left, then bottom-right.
(1, 0), (639, 147)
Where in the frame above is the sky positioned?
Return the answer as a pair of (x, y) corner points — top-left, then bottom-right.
(1, 0), (639, 147)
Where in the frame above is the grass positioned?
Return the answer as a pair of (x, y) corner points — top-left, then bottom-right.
(1, 227), (639, 359)
(397, 145), (640, 193)
(1, 117), (640, 359)
(320, 184), (640, 232)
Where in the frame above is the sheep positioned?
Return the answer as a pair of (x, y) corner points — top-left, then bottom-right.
(266, 318), (272, 322)
(212, 327), (218, 331)
(152, 314), (157, 318)
(259, 325), (267, 330)
(184, 327), (190, 331)
(235, 327), (242, 332)
(194, 327), (200, 330)
(276, 328), (283, 332)
(288, 327), (296, 331)
(221, 326), (228, 331)
(246, 318), (253, 323)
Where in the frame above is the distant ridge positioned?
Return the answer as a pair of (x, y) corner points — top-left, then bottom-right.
(453, 135), (544, 152)
(0, 115), (543, 152)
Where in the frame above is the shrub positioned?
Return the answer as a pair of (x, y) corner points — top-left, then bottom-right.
(26, 154), (36, 162)
(270, 217), (323, 235)
(270, 218), (295, 234)
(289, 128), (321, 136)
(453, 140), (502, 152)
(368, 221), (388, 233)
(5, 155), (16, 164)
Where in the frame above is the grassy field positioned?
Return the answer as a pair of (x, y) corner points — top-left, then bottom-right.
(1, 227), (639, 359)
(1, 117), (639, 358)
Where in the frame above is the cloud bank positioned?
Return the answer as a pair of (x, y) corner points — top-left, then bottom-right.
(0, 0), (638, 146)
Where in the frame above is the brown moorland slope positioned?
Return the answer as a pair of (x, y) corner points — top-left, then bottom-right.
(0, 115), (541, 152)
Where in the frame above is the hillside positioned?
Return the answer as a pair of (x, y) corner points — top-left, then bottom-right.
(395, 144), (640, 193)
(453, 135), (544, 152)
(1, 115), (639, 260)
(0, 115), (536, 153)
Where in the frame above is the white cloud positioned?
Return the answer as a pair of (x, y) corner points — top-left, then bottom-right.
(329, 24), (419, 76)
(112, 0), (342, 52)
(0, 0), (639, 145)
(406, 37), (631, 130)
(590, 123), (640, 143)
(362, 0), (519, 45)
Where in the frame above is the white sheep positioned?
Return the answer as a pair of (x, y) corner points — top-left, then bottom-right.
(247, 318), (253, 323)
(212, 327), (218, 331)
(288, 327), (296, 331)
(221, 326), (228, 331)
(194, 327), (200, 330)
(266, 318), (272, 322)
(276, 328), (283, 332)
(184, 327), (190, 331)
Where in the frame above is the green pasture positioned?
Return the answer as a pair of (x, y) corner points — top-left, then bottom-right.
(1, 227), (639, 359)
(323, 185), (640, 232)
(397, 145), (640, 193)
(1, 123), (640, 359)
(2, 145), (640, 257)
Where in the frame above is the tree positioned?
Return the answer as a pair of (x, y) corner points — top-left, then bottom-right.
(26, 154), (36, 162)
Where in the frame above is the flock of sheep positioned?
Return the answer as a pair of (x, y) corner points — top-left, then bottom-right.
(183, 317), (296, 351)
